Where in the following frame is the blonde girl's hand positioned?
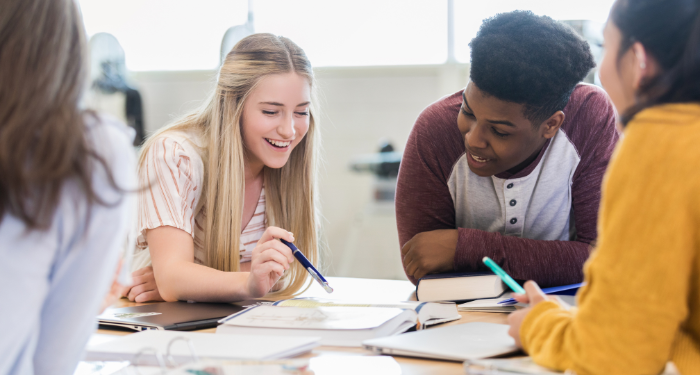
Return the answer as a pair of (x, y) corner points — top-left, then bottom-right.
(247, 226), (295, 298)
(121, 266), (165, 303)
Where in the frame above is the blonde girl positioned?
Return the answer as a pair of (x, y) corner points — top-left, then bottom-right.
(123, 34), (320, 302)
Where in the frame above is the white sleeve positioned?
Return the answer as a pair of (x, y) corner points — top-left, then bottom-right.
(31, 117), (137, 375)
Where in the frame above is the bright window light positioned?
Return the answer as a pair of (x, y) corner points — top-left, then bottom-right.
(255, 0), (448, 67)
(453, 0), (615, 63)
(79, 1), (615, 71)
(79, 0), (248, 71)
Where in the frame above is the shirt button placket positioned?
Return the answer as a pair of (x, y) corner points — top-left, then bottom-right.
(504, 181), (521, 236)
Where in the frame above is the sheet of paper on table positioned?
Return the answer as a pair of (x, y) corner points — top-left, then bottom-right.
(457, 297), (521, 313)
(167, 356), (401, 375)
(74, 356), (401, 375)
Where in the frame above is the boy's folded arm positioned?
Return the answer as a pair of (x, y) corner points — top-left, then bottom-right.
(451, 111), (613, 287)
(454, 229), (590, 287)
(396, 109), (463, 284)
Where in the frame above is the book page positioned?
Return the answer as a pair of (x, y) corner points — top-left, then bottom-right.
(274, 298), (459, 325)
(275, 298), (421, 310)
(458, 297), (513, 308)
(226, 306), (412, 330)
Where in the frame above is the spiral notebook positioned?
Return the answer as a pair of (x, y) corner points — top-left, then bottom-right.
(84, 330), (320, 366)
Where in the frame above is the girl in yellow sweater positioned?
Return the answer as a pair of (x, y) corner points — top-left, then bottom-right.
(506, 0), (700, 374)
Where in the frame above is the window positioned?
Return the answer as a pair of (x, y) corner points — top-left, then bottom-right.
(79, 0), (248, 71)
(80, 0), (448, 70)
(79, 0), (615, 71)
(453, 0), (615, 62)
(255, 0), (448, 67)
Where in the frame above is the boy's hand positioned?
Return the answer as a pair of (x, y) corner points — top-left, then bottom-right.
(401, 229), (458, 280)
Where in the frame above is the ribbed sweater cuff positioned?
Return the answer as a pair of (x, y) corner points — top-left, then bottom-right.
(520, 300), (563, 353)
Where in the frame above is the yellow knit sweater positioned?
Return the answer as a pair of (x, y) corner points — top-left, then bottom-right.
(520, 104), (700, 375)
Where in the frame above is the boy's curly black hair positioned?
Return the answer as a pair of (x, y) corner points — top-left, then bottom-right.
(469, 11), (596, 124)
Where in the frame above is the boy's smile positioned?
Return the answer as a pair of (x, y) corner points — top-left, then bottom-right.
(457, 82), (563, 177)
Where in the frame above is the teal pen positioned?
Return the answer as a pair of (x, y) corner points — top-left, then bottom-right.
(482, 256), (526, 294)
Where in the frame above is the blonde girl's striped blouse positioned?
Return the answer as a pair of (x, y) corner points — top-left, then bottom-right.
(134, 130), (266, 268)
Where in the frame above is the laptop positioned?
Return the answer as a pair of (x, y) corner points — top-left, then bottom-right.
(98, 301), (253, 331)
(362, 322), (519, 361)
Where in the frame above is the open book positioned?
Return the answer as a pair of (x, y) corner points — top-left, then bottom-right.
(269, 298), (461, 328)
(217, 305), (415, 347)
(217, 299), (460, 347)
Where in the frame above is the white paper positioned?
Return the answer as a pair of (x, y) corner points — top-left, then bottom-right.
(226, 306), (408, 330)
(458, 297), (513, 308)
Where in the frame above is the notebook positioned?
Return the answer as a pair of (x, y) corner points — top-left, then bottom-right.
(416, 272), (506, 302)
(496, 283), (583, 305)
(464, 357), (562, 374)
(458, 297), (520, 313)
(98, 301), (249, 331)
(217, 305), (417, 347)
(84, 330), (320, 366)
(362, 322), (518, 361)
(270, 297), (461, 328)
(167, 356), (401, 375)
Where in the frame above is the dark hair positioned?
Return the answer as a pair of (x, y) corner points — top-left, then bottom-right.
(611, 0), (700, 124)
(469, 11), (596, 124)
(0, 0), (118, 230)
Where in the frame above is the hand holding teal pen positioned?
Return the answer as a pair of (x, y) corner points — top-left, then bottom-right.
(482, 256), (526, 294)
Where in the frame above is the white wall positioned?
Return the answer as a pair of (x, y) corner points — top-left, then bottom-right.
(128, 63), (469, 279)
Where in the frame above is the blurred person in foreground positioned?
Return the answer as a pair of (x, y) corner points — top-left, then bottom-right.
(0, 0), (136, 374)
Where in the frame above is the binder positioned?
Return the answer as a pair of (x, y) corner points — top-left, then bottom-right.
(85, 331), (320, 368)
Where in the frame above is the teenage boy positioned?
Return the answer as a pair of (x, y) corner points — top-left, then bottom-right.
(397, 11), (619, 287)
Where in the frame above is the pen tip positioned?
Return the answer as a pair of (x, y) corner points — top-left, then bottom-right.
(482, 256), (489, 262)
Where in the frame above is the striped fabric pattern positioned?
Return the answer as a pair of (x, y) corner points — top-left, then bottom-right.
(136, 131), (265, 265)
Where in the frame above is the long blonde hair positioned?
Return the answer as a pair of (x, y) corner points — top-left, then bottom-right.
(139, 34), (320, 297)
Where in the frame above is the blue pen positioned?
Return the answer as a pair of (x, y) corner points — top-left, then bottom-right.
(279, 238), (333, 293)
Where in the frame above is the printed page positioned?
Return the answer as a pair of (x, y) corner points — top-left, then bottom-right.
(274, 298), (459, 324)
(226, 306), (411, 330)
(276, 298), (421, 310)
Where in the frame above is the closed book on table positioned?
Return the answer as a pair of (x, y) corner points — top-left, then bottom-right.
(363, 322), (518, 361)
(217, 305), (417, 347)
(416, 272), (506, 302)
(97, 301), (248, 331)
